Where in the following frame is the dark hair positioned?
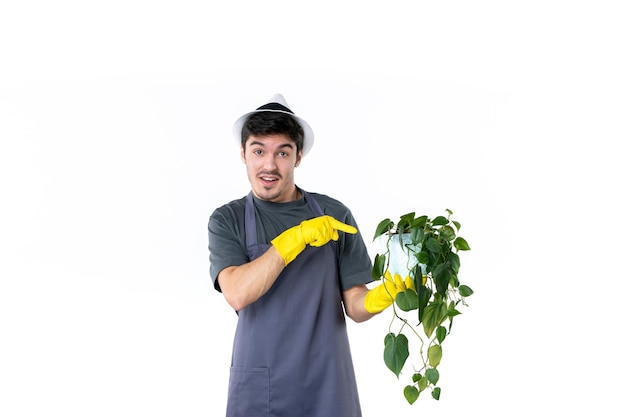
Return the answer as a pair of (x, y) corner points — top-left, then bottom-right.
(241, 112), (305, 153)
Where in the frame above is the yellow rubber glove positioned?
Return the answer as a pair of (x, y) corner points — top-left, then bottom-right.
(271, 215), (358, 265)
(364, 271), (416, 313)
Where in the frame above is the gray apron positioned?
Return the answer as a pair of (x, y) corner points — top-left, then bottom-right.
(225, 191), (362, 417)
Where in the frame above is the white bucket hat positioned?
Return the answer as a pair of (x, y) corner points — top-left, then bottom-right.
(232, 93), (315, 156)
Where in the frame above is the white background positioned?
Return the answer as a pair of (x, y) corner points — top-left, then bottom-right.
(1, 1), (625, 415)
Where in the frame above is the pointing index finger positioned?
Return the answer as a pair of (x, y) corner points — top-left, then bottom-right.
(330, 218), (357, 235)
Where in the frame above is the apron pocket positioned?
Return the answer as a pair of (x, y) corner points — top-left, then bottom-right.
(226, 366), (270, 417)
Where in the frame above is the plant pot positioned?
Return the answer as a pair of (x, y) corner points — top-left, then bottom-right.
(375, 233), (426, 279)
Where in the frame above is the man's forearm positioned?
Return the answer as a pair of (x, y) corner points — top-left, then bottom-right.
(217, 246), (285, 311)
(343, 284), (377, 323)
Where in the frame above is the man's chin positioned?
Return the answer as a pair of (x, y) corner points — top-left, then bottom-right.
(253, 188), (280, 202)
(254, 184), (298, 203)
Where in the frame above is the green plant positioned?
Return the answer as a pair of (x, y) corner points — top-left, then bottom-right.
(371, 209), (473, 404)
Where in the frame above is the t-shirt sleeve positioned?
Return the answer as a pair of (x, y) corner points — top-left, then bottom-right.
(208, 208), (249, 292)
(333, 206), (374, 291)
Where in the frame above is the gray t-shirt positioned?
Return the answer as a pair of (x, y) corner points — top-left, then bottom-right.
(208, 190), (373, 292)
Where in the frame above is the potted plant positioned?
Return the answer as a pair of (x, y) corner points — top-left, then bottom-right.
(371, 209), (473, 404)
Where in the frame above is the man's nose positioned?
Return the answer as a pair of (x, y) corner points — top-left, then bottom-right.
(262, 154), (277, 169)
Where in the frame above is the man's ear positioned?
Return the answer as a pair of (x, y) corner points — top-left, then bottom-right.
(294, 150), (303, 167)
(240, 146), (246, 163)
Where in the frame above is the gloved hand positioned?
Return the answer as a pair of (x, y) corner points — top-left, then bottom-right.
(364, 271), (416, 313)
(271, 215), (358, 265)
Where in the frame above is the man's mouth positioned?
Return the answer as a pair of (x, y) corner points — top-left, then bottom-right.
(258, 174), (280, 185)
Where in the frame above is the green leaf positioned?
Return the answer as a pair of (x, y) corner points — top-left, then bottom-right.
(416, 284), (433, 322)
(432, 216), (448, 226)
(425, 367), (440, 385)
(433, 263), (452, 295)
(384, 333), (409, 378)
(373, 219), (394, 241)
(425, 237), (442, 253)
(398, 212), (416, 229)
(396, 289), (419, 311)
(440, 225), (456, 241)
(418, 373), (429, 391)
(400, 212), (415, 221)
(371, 254), (386, 280)
(436, 326), (447, 343)
(410, 227), (425, 245)
(428, 344), (443, 368)
(417, 251), (430, 265)
(459, 284), (474, 297)
(454, 236), (471, 251)
(422, 301), (447, 338)
(448, 252), (460, 274)
(412, 373), (422, 383)
(432, 387), (441, 400)
(412, 215), (429, 228)
(452, 220), (461, 231)
(450, 274), (459, 288)
(404, 385), (419, 404)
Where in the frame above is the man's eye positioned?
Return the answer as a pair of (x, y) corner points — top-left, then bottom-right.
(279, 151), (288, 157)
(253, 149), (262, 155)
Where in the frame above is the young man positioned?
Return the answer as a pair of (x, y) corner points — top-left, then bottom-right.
(208, 94), (401, 417)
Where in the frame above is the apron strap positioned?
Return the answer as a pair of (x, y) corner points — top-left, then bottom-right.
(245, 192), (257, 250)
(303, 189), (324, 217)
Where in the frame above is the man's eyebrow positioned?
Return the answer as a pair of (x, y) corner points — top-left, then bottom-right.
(248, 140), (294, 149)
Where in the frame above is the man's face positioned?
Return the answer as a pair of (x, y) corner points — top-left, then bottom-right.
(241, 134), (302, 203)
